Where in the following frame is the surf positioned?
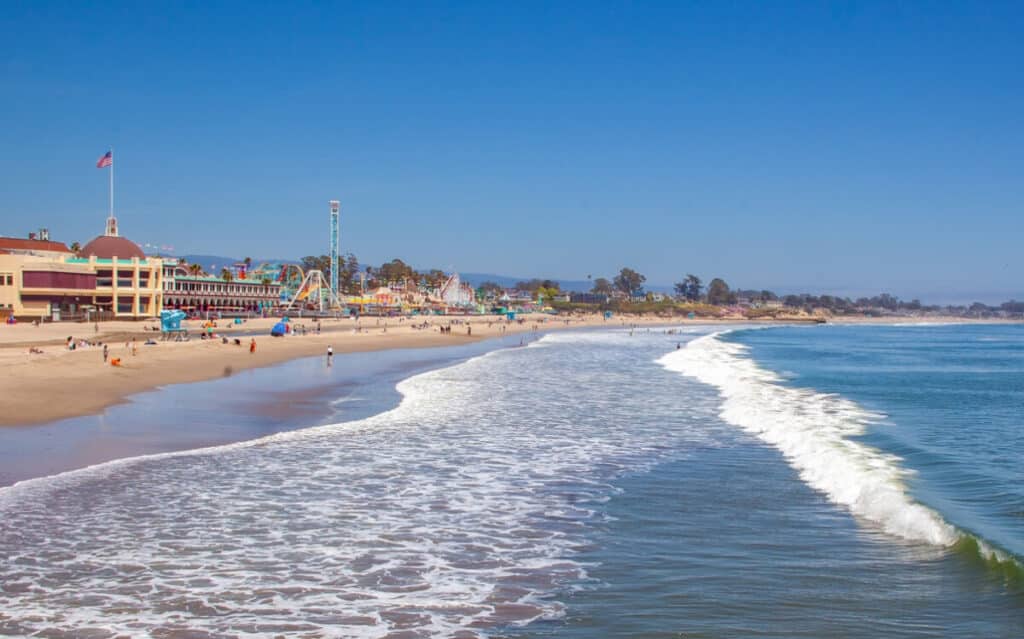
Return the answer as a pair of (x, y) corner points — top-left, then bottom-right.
(658, 331), (959, 546)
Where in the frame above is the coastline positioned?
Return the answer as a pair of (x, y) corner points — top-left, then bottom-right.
(0, 313), (1014, 428)
(0, 314), (663, 427)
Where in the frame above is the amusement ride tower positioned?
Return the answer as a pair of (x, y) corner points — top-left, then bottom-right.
(329, 200), (340, 298)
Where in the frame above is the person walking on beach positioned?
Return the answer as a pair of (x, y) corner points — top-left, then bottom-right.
(327, 345), (333, 366)
(131, 337), (138, 356)
(249, 338), (256, 354)
(102, 343), (108, 363)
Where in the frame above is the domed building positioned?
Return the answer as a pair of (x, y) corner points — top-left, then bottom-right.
(79, 235), (146, 260)
(0, 215), (164, 321)
(67, 215), (165, 318)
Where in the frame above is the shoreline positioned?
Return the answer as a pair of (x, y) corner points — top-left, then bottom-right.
(0, 314), (1016, 428)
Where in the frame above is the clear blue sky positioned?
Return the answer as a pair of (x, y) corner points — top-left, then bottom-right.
(2, 2), (1021, 303)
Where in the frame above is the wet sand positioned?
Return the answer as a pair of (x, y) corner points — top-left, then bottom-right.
(0, 333), (527, 486)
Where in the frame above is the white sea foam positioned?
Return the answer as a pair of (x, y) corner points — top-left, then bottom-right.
(0, 331), (714, 638)
(657, 332), (959, 546)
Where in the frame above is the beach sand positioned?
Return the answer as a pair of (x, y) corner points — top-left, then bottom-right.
(0, 313), (669, 426)
(0, 312), (1008, 428)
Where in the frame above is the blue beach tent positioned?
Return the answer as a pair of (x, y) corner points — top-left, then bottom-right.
(271, 321), (287, 337)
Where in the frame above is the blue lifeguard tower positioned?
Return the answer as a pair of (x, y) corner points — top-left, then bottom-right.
(160, 310), (188, 341)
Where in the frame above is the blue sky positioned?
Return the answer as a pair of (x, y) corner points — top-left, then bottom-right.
(1, 2), (1021, 302)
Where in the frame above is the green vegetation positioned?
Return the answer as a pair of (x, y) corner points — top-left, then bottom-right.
(281, 257), (1022, 319)
(613, 268), (646, 297)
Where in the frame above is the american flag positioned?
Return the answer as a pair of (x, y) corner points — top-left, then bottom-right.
(96, 151), (112, 168)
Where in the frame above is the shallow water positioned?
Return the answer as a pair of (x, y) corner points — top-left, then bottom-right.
(1, 325), (1022, 637)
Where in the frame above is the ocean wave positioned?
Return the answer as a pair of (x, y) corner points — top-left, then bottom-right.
(0, 330), (712, 638)
(656, 332), (958, 546)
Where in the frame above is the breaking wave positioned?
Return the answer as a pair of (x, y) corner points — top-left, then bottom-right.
(657, 331), (958, 545)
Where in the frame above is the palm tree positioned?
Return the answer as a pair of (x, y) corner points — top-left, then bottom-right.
(188, 263), (202, 277)
(70, 241), (81, 253)
(244, 256), (252, 267)
(220, 268), (234, 284)
(178, 257), (187, 266)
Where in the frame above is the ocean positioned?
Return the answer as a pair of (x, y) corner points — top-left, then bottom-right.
(1, 324), (1022, 637)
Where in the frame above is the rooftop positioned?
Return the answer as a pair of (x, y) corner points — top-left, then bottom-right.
(0, 236), (72, 254)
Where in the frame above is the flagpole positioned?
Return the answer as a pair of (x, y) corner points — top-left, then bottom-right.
(109, 147), (114, 222)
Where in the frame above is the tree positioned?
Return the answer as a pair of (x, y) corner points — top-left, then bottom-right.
(706, 278), (732, 305)
(515, 279), (544, 293)
(674, 274), (703, 301)
(378, 258), (416, 284)
(244, 256), (252, 267)
(592, 277), (613, 294)
(537, 286), (560, 303)
(613, 268), (646, 297)
(423, 269), (447, 288)
(220, 268), (234, 284)
(300, 255), (331, 279)
(338, 253), (360, 294)
(70, 241), (81, 253)
(478, 281), (503, 295)
(188, 263), (203, 277)
(178, 257), (187, 266)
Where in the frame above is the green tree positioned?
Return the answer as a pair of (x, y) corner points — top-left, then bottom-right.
(706, 278), (732, 305)
(537, 286), (560, 303)
(188, 263), (203, 277)
(300, 255), (331, 278)
(515, 279), (544, 293)
(244, 256), (252, 267)
(592, 277), (613, 294)
(423, 269), (448, 288)
(674, 274), (703, 301)
(220, 268), (234, 284)
(339, 253), (360, 294)
(69, 241), (81, 253)
(478, 281), (503, 295)
(378, 258), (417, 284)
(613, 268), (646, 297)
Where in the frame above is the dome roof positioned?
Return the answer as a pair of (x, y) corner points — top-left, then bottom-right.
(79, 235), (146, 259)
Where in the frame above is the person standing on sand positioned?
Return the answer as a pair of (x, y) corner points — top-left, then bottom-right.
(103, 343), (108, 363)
(327, 345), (333, 366)
(250, 338), (256, 354)
(131, 337), (138, 356)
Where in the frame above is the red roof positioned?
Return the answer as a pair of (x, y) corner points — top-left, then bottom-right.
(79, 235), (146, 259)
(0, 237), (72, 253)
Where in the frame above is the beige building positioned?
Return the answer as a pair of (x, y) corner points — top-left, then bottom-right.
(0, 217), (164, 321)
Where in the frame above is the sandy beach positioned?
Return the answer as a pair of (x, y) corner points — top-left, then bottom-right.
(1, 312), (1012, 428)
(0, 313), (674, 426)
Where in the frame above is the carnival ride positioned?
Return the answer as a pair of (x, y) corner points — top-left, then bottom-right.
(282, 269), (342, 313)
